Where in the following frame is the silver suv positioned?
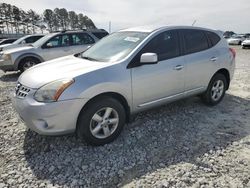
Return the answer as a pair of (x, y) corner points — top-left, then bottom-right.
(0, 30), (108, 72)
(12, 26), (236, 145)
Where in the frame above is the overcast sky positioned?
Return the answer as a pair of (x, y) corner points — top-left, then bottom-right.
(4, 0), (250, 33)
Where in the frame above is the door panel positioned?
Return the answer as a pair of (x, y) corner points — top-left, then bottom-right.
(131, 30), (185, 111)
(181, 29), (219, 94)
(41, 34), (72, 61)
(184, 49), (219, 93)
(132, 56), (185, 110)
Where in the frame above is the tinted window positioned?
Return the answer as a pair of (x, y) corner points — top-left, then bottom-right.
(92, 32), (109, 39)
(44, 34), (70, 48)
(0, 39), (16, 44)
(183, 29), (209, 54)
(142, 30), (180, 61)
(71, 33), (94, 45)
(206, 31), (220, 46)
(25, 36), (43, 43)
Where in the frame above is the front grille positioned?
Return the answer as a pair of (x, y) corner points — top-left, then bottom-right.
(15, 82), (31, 99)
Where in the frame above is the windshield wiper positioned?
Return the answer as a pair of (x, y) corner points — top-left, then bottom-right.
(82, 56), (98, 61)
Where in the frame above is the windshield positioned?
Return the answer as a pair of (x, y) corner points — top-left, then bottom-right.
(81, 31), (149, 62)
(32, 34), (55, 48)
(13, 35), (30, 44)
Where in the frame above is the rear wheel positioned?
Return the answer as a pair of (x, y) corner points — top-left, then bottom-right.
(77, 97), (126, 146)
(201, 73), (227, 106)
(19, 57), (40, 72)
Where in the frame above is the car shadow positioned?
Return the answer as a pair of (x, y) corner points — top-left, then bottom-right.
(23, 94), (250, 187)
(0, 71), (20, 82)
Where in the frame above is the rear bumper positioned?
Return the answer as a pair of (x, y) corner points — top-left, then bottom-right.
(12, 92), (88, 135)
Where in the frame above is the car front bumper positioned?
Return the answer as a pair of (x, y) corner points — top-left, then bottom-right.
(242, 42), (250, 47)
(12, 91), (88, 135)
(0, 59), (15, 72)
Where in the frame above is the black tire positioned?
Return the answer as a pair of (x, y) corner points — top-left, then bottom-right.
(76, 96), (126, 146)
(19, 57), (40, 72)
(201, 73), (227, 106)
(238, 41), (242, 45)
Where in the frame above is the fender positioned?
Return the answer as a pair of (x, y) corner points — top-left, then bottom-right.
(14, 53), (45, 70)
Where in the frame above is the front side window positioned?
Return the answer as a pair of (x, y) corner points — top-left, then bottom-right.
(141, 30), (180, 61)
(72, 33), (95, 45)
(81, 31), (149, 62)
(183, 29), (209, 54)
(25, 36), (43, 43)
(44, 34), (70, 48)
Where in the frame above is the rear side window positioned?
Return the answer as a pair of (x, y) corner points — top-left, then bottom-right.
(206, 31), (220, 46)
(183, 29), (209, 54)
(92, 32), (109, 39)
(71, 33), (95, 45)
(142, 30), (180, 61)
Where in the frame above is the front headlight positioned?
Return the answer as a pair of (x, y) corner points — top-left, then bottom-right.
(34, 78), (74, 102)
(2, 53), (11, 60)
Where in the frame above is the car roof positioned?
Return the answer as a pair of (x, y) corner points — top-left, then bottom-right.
(119, 25), (220, 34)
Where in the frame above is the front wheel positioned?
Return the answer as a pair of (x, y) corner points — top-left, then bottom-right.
(201, 73), (227, 106)
(77, 97), (126, 146)
(19, 57), (40, 72)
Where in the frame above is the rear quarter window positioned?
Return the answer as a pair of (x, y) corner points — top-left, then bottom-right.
(206, 31), (221, 46)
(92, 32), (109, 39)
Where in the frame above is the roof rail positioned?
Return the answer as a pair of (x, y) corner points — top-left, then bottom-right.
(49, 28), (108, 34)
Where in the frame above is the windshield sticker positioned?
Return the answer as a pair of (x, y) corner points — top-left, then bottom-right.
(124, 37), (140, 42)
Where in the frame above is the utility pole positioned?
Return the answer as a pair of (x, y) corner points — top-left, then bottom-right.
(192, 20), (197, 26)
(109, 21), (111, 33)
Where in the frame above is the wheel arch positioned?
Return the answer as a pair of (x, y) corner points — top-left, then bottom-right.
(77, 92), (131, 126)
(14, 53), (44, 70)
(214, 68), (230, 90)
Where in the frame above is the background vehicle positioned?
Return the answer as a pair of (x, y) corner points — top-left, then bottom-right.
(242, 39), (250, 48)
(0, 38), (17, 45)
(0, 34), (44, 52)
(227, 35), (245, 45)
(0, 29), (108, 72)
(13, 26), (235, 145)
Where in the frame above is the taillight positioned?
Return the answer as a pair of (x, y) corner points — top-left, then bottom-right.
(229, 48), (236, 58)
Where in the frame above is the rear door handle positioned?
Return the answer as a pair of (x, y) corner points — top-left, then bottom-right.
(210, 57), (218, 62)
(174, 65), (184, 70)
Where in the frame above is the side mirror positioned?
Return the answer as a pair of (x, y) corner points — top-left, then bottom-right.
(46, 42), (53, 48)
(20, 40), (26, 44)
(140, 53), (158, 64)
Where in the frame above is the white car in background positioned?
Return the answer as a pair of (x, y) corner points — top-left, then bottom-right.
(0, 34), (44, 52)
(241, 38), (250, 49)
(227, 35), (245, 45)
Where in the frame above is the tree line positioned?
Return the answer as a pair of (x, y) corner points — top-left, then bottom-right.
(0, 3), (96, 34)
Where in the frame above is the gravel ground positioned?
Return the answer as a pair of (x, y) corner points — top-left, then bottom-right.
(0, 46), (249, 188)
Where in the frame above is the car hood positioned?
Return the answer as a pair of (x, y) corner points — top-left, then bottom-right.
(18, 55), (113, 88)
(0, 44), (11, 49)
(228, 38), (241, 41)
(3, 45), (34, 54)
(243, 39), (250, 43)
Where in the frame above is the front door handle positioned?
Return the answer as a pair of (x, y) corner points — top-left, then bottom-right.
(210, 57), (218, 62)
(174, 65), (184, 71)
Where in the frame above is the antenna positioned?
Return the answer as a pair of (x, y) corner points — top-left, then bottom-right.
(192, 20), (197, 26)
